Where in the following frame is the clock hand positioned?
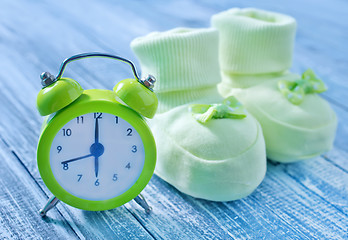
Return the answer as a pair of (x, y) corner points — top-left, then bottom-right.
(61, 153), (93, 164)
(95, 116), (99, 144)
(95, 156), (99, 178)
(94, 116), (100, 177)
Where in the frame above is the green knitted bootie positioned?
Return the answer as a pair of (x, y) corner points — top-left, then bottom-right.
(211, 8), (337, 163)
(131, 28), (266, 201)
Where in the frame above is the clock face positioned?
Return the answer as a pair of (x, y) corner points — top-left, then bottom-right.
(49, 112), (145, 201)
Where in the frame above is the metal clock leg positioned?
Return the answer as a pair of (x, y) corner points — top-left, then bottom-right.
(39, 196), (60, 217)
(39, 195), (152, 216)
(134, 194), (152, 214)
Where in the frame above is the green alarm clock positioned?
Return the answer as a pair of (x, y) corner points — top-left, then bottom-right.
(36, 53), (158, 216)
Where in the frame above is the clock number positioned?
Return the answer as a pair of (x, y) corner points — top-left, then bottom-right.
(57, 146), (62, 153)
(62, 128), (72, 136)
(94, 112), (102, 119)
(76, 116), (84, 124)
(95, 179), (100, 186)
(132, 145), (137, 153)
(125, 162), (131, 169)
(77, 174), (83, 182)
(62, 163), (69, 170)
(112, 174), (118, 181)
(127, 128), (132, 136)
(115, 116), (119, 124)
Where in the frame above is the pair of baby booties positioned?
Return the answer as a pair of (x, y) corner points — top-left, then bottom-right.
(130, 8), (337, 201)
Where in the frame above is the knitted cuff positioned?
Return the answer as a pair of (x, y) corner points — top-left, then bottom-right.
(131, 28), (221, 92)
(211, 8), (296, 74)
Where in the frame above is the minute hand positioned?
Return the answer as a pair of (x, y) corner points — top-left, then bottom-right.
(94, 116), (100, 178)
(95, 117), (99, 143)
(61, 153), (93, 164)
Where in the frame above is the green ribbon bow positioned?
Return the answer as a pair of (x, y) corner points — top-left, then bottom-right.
(188, 96), (246, 124)
(278, 69), (327, 105)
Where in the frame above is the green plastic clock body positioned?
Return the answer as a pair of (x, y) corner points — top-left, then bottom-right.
(37, 89), (156, 211)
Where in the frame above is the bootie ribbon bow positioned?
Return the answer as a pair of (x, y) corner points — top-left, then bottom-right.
(189, 96), (246, 124)
(278, 69), (327, 105)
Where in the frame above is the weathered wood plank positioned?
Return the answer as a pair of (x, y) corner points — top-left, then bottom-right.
(35, 178), (155, 240)
(284, 152), (348, 216)
(126, 158), (348, 240)
(0, 0), (347, 239)
(255, 161), (347, 239)
(127, 176), (309, 240)
(327, 103), (348, 155)
(324, 147), (348, 173)
(0, 139), (79, 239)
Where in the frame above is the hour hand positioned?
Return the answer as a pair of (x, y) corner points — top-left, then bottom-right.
(61, 153), (93, 164)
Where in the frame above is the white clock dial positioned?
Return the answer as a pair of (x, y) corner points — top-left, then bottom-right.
(49, 112), (145, 201)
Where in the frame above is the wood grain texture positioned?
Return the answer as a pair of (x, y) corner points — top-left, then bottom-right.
(0, 139), (78, 239)
(0, 0), (347, 239)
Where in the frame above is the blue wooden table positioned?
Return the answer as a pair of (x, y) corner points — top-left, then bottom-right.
(0, 0), (347, 239)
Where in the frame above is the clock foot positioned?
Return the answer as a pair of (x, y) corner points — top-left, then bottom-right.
(39, 196), (60, 217)
(134, 194), (152, 214)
